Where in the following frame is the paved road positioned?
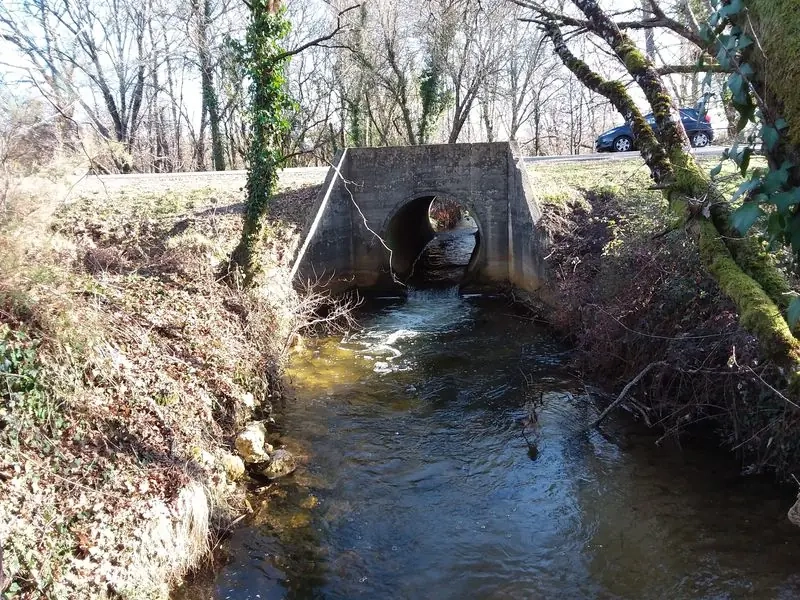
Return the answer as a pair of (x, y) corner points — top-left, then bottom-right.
(85, 146), (726, 192)
(521, 144), (725, 164)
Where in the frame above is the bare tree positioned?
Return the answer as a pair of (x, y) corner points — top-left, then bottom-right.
(192, 0), (225, 170)
(1, 0), (159, 172)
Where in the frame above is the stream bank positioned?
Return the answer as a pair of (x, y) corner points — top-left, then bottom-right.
(533, 158), (800, 478)
(0, 172), (321, 598)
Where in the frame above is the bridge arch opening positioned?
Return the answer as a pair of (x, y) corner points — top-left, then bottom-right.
(384, 194), (480, 287)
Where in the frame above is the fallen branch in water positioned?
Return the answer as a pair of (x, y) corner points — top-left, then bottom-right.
(590, 361), (666, 428)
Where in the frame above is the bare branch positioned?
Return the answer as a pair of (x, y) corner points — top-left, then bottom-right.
(273, 4), (360, 62)
(539, 19), (673, 182)
(591, 361), (667, 428)
(514, 0), (705, 48)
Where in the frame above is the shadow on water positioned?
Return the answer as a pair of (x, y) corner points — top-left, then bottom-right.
(205, 227), (800, 600)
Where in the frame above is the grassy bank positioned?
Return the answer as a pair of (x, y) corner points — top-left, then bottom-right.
(0, 171), (321, 598)
(529, 158), (800, 477)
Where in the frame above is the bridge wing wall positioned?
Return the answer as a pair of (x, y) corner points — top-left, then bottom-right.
(508, 143), (547, 294)
(290, 149), (354, 289)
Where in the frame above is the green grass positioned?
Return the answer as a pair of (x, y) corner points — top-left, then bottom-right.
(528, 155), (764, 214)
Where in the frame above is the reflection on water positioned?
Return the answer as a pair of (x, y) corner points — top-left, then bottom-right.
(408, 216), (478, 287)
(213, 287), (800, 600)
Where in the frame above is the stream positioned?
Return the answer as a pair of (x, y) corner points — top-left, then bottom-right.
(210, 226), (800, 600)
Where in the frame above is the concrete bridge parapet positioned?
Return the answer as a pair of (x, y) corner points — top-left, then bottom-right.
(290, 142), (547, 294)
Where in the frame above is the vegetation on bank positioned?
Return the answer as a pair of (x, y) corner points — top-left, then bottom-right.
(531, 158), (800, 477)
(0, 169), (320, 598)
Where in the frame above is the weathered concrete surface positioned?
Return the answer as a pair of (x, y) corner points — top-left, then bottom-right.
(291, 142), (547, 294)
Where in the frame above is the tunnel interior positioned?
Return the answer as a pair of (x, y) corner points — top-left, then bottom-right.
(384, 195), (479, 287)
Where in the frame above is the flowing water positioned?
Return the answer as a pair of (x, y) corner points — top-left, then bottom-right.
(210, 228), (800, 600)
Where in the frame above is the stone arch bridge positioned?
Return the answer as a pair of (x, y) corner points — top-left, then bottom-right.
(290, 142), (547, 294)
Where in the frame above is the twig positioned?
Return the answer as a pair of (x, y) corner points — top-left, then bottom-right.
(627, 399), (653, 427)
(729, 349), (800, 411)
(591, 304), (731, 340)
(210, 511), (251, 554)
(273, 5), (360, 62)
(590, 361), (666, 428)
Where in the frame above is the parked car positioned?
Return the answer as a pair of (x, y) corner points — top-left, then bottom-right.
(595, 108), (713, 152)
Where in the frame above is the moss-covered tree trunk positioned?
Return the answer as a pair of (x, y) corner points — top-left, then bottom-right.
(539, 0), (800, 386)
(744, 0), (800, 176)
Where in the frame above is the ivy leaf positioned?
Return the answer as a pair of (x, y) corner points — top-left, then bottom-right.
(734, 101), (756, 132)
(772, 186), (800, 212)
(767, 212), (787, 237)
(739, 62), (754, 78)
(739, 147), (753, 176)
(729, 142), (742, 164)
(762, 124), (780, 151)
(763, 161), (791, 194)
(731, 177), (762, 203)
(753, 193), (769, 205)
(738, 35), (754, 51)
(720, 0), (743, 17)
(731, 202), (763, 234)
(710, 163), (723, 178)
(788, 297), (800, 329)
(727, 73), (747, 104)
(771, 191), (797, 212)
(775, 118), (789, 131)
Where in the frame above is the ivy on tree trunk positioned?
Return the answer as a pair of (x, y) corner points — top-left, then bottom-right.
(228, 0), (292, 285)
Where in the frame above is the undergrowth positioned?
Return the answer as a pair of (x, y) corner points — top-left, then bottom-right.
(0, 172), (321, 598)
(532, 158), (800, 477)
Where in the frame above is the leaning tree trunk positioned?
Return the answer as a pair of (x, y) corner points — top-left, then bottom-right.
(541, 0), (800, 388)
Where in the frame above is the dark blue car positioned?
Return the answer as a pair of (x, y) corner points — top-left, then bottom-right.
(595, 108), (714, 152)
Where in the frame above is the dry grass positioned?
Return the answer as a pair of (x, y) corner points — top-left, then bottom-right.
(0, 171), (321, 598)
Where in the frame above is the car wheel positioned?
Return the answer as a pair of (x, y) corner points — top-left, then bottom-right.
(613, 136), (633, 152)
(691, 131), (710, 148)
